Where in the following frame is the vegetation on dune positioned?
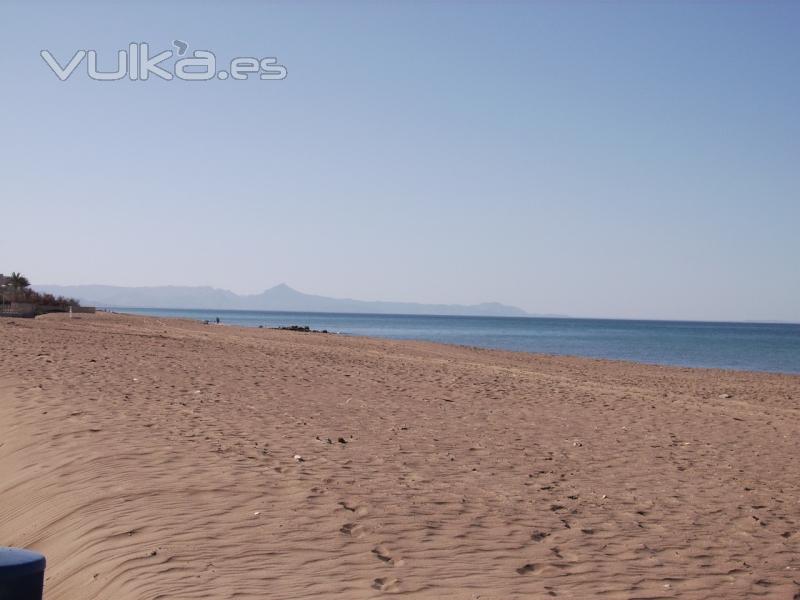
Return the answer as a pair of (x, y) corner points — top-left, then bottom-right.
(0, 272), (79, 309)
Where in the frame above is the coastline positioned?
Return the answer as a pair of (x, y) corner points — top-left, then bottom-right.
(1, 312), (799, 599)
(113, 307), (800, 375)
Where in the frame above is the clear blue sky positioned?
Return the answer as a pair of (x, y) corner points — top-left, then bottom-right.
(1, 1), (798, 321)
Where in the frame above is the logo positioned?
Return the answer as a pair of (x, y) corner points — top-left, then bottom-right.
(40, 41), (287, 82)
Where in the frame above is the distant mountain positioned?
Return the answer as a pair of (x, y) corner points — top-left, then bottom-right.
(34, 283), (539, 317)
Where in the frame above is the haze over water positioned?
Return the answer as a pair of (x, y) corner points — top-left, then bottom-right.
(121, 308), (800, 374)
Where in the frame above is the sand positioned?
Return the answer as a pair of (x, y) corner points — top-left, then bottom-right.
(1, 312), (799, 599)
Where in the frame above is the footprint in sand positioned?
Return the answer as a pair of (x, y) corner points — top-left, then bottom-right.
(340, 522), (369, 538)
(371, 577), (401, 592)
(372, 545), (405, 567)
(338, 500), (370, 517)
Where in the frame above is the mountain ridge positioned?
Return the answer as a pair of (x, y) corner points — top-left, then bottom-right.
(33, 283), (547, 317)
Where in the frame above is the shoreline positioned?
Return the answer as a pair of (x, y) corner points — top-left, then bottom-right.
(2, 312), (799, 599)
(114, 308), (800, 377)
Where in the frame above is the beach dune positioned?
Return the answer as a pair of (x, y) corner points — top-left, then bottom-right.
(1, 312), (799, 599)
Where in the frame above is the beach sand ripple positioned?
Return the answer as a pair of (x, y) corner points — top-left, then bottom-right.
(1, 313), (799, 599)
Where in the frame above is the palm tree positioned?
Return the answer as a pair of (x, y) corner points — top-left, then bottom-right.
(9, 272), (30, 289)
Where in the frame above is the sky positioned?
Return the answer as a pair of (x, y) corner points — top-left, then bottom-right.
(0, 1), (798, 322)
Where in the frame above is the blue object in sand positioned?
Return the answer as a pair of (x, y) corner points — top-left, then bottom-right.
(0, 548), (46, 600)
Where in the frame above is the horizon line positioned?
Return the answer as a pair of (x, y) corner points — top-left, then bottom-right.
(32, 282), (800, 325)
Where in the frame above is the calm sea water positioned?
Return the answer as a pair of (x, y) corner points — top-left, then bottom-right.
(118, 308), (800, 374)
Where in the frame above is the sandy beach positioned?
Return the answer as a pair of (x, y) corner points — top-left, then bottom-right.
(1, 312), (799, 599)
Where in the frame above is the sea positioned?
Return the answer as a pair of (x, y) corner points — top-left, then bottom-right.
(116, 308), (800, 375)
